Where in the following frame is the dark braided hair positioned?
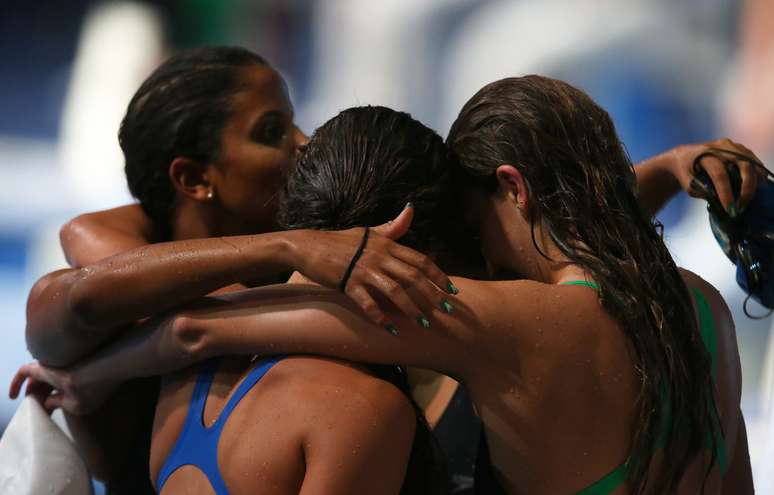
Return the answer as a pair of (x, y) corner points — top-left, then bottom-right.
(447, 75), (721, 494)
(279, 106), (453, 495)
(119, 46), (268, 238)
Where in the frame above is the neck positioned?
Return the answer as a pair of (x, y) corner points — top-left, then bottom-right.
(170, 200), (219, 241)
(509, 227), (591, 285)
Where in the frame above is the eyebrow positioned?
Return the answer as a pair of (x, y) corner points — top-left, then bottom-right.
(250, 109), (292, 131)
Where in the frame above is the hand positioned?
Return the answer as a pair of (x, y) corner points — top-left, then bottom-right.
(8, 362), (114, 416)
(668, 138), (765, 214)
(286, 204), (457, 328)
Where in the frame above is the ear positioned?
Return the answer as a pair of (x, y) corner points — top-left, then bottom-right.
(495, 164), (529, 212)
(169, 157), (212, 201)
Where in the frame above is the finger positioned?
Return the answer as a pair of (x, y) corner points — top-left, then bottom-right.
(8, 368), (30, 399)
(389, 244), (456, 294)
(43, 393), (64, 415)
(381, 257), (447, 315)
(729, 140), (762, 163)
(362, 268), (426, 323)
(700, 155), (736, 214)
(9, 363), (42, 399)
(347, 284), (388, 327)
(372, 203), (414, 240)
(732, 142), (768, 179)
(737, 161), (758, 209)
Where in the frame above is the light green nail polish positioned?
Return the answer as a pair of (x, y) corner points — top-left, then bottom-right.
(385, 324), (400, 336)
(727, 204), (738, 218)
(447, 282), (460, 295)
(417, 316), (431, 329)
(441, 300), (454, 314)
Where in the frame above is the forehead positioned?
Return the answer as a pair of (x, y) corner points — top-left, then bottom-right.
(231, 65), (292, 114)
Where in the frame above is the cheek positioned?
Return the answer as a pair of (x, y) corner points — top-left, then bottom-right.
(478, 202), (512, 265)
(219, 149), (290, 219)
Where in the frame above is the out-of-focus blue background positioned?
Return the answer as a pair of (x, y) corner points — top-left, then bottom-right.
(1, 0), (773, 489)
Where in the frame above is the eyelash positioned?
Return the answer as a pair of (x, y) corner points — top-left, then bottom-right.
(252, 119), (286, 146)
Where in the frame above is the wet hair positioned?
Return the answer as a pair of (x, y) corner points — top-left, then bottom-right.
(447, 75), (721, 493)
(279, 105), (456, 256)
(279, 105), (453, 494)
(119, 46), (268, 238)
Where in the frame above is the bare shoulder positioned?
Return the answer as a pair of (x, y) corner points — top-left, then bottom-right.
(263, 356), (415, 431)
(678, 268), (732, 318)
(678, 268), (744, 452)
(677, 268), (737, 360)
(449, 276), (616, 359)
(263, 357), (417, 494)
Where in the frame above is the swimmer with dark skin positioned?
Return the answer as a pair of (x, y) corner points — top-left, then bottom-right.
(16, 77), (759, 494)
(20, 48), (452, 494)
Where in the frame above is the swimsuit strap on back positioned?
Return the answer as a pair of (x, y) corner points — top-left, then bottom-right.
(559, 280), (600, 290)
(156, 356), (284, 494)
(558, 282), (726, 494)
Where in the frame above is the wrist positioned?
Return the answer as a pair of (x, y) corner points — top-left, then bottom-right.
(273, 230), (305, 273)
(650, 148), (682, 186)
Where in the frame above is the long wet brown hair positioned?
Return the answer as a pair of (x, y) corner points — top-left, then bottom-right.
(447, 75), (721, 493)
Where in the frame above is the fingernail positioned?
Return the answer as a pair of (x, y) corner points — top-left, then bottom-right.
(417, 316), (431, 329)
(385, 324), (400, 336)
(447, 282), (460, 295)
(689, 178), (702, 192)
(727, 204), (738, 218)
(440, 299), (454, 314)
(406, 202), (414, 209)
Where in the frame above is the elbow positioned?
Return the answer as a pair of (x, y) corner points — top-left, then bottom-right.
(169, 314), (213, 361)
(66, 270), (112, 330)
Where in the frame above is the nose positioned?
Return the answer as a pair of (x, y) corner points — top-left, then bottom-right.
(295, 126), (309, 149)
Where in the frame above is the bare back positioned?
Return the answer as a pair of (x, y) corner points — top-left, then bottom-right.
(458, 271), (750, 494)
(149, 356), (416, 494)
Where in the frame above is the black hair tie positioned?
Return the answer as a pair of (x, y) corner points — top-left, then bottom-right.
(339, 227), (370, 293)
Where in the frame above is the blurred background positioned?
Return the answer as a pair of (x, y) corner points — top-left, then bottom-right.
(0, 0), (772, 490)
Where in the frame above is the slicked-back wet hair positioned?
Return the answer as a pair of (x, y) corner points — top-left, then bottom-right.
(120, 46), (268, 238)
(278, 105), (455, 494)
(279, 105), (456, 256)
(448, 75), (721, 494)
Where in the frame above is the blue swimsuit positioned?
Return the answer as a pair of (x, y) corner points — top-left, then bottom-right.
(156, 356), (283, 494)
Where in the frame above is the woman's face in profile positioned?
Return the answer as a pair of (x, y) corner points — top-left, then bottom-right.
(208, 65), (308, 234)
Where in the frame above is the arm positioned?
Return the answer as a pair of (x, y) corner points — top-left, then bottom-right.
(28, 206), (454, 366)
(26, 232), (293, 366)
(60, 204), (158, 268)
(634, 139), (763, 218)
(14, 280), (490, 415)
(722, 414), (754, 494)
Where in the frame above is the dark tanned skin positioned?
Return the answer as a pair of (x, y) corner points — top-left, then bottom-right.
(20, 66), (451, 493)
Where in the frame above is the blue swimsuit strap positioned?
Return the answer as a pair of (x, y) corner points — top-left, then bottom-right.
(156, 356), (284, 494)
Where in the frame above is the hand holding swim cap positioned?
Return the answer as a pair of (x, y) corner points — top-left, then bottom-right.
(669, 138), (765, 214)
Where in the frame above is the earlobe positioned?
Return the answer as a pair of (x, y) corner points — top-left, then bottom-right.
(495, 164), (529, 212)
(169, 157), (213, 201)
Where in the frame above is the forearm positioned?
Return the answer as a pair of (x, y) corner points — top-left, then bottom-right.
(634, 150), (681, 217)
(27, 232), (296, 366)
(74, 284), (469, 393)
